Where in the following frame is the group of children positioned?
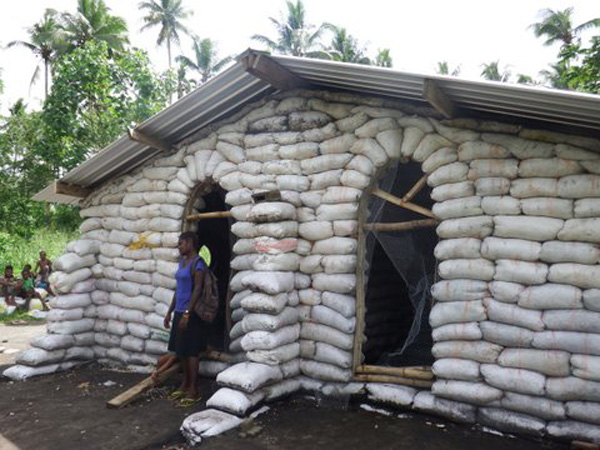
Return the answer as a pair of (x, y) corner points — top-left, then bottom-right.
(0, 251), (54, 312)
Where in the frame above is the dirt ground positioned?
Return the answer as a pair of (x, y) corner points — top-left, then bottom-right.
(0, 364), (568, 450)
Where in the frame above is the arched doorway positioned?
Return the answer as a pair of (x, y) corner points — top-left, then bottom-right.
(183, 183), (233, 353)
(353, 161), (438, 387)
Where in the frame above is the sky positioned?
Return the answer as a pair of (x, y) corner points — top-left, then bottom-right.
(0, 0), (598, 113)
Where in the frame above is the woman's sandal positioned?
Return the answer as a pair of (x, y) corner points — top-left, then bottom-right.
(169, 390), (186, 400)
(178, 397), (202, 408)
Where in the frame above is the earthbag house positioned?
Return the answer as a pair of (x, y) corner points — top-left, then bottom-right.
(6, 50), (600, 445)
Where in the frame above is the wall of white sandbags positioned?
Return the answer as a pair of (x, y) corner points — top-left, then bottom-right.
(7, 88), (600, 443)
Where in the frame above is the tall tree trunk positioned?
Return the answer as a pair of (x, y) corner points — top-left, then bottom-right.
(167, 39), (172, 69)
(44, 60), (49, 99)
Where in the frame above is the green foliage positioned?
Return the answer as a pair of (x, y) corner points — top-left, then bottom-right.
(0, 228), (78, 274)
(559, 38), (600, 93)
(176, 37), (233, 84)
(375, 49), (393, 68)
(323, 24), (370, 65)
(41, 40), (174, 174)
(0, 309), (45, 323)
(480, 61), (511, 82)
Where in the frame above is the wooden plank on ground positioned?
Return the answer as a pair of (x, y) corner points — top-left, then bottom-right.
(363, 218), (439, 232)
(186, 211), (232, 221)
(354, 373), (434, 389)
(356, 364), (434, 381)
(106, 362), (180, 409)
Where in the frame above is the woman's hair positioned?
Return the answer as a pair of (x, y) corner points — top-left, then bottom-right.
(179, 231), (200, 251)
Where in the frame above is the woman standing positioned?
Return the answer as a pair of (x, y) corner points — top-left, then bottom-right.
(164, 231), (207, 404)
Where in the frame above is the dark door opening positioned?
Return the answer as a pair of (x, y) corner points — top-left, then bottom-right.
(360, 161), (437, 369)
(187, 186), (232, 353)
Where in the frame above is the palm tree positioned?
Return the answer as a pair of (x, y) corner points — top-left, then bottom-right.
(436, 61), (461, 76)
(323, 24), (370, 64)
(60, 0), (129, 53)
(175, 61), (194, 99)
(375, 49), (392, 68)
(139, 0), (192, 68)
(7, 9), (63, 98)
(481, 61), (510, 82)
(175, 38), (233, 84)
(531, 7), (600, 47)
(539, 63), (570, 89)
(251, 0), (328, 57)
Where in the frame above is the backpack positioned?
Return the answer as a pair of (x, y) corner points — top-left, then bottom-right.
(189, 257), (219, 323)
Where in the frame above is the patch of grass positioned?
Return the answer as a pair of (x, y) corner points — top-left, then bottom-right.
(0, 228), (79, 273)
(0, 309), (44, 324)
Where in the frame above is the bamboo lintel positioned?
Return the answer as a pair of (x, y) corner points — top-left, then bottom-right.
(372, 188), (436, 219)
(354, 373), (434, 389)
(363, 218), (439, 232)
(200, 350), (232, 362)
(356, 364), (434, 381)
(186, 211), (232, 221)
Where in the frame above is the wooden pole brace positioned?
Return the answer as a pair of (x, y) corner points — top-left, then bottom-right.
(356, 364), (434, 381)
(127, 127), (172, 153)
(363, 218), (439, 232)
(423, 79), (457, 119)
(54, 180), (91, 198)
(402, 175), (429, 203)
(240, 50), (311, 91)
(372, 187), (436, 219)
(186, 211), (232, 221)
(354, 373), (434, 389)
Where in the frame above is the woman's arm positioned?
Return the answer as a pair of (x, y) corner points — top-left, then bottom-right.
(179, 263), (204, 329)
(164, 293), (176, 329)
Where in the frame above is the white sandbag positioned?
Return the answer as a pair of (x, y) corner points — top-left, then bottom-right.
(17, 348), (65, 366)
(55, 253), (97, 273)
(494, 215), (564, 242)
(544, 309), (600, 333)
(432, 322), (482, 341)
(428, 162), (469, 187)
(438, 259), (495, 281)
(30, 334), (74, 351)
(432, 196), (482, 219)
(91, 291), (110, 306)
(498, 348), (569, 377)
(468, 159), (519, 180)
(253, 253), (300, 272)
(521, 197), (573, 219)
(316, 204), (358, 221)
(488, 281), (524, 303)
(300, 322), (353, 350)
(583, 289), (600, 313)
(429, 300), (486, 328)
(72, 279), (96, 294)
(534, 330), (600, 356)
(247, 343), (300, 365)
(321, 292), (355, 318)
(350, 139), (388, 167)
(558, 175), (600, 198)
(481, 364), (546, 396)
(106, 319), (127, 336)
(311, 305), (355, 333)
(301, 154), (352, 175)
(518, 284), (582, 309)
(94, 332), (121, 348)
(540, 241), (599, 264)
(511, 178), (559, 198)
(321, 255), (356, 274)
(123, 270), (153, 285)
(432, 358), (480, 381)
(432, 380), (502, 405)
(241, 324), (300, 351)
(241, 271), (295, 295)
(309, 169), (344, 190)
(481, 237), (540, 261)
(128, 322), (151, 339)
(113, 257), (134, 271)
(295, 273), (311, 290)
(240, 292), (289, 315)
(242, 307), (298, 332)
(120, 335), (145, 353)
(103, 266), (124, 281)
(549, 263), (600, 289)
(484, 297), (544, 331)
(49, 293), (92, 309)
(312, 237), (357, 255)
(333, 220), (358, 237)
(501, 392), (565, 421)
(458, 141), (509, 161)
(436, 216), (493, 239)
(2, 364), (60, 381)
(474, 177), (511, 196)
(70, 239), (100, 257)
(494, 259), (548, 285)
(276, 175), (310, 191)
(65, 347), (94, 361)
(481, 196), (521, 215)
(97, 304), (122, 320)
(413, 391), (476, 424)
(477, 407), (546, 437)
(145, 313), (165, 330)
(574, 199), (600, 218)
(312, 274), (356, 294)
(321, 186), (362, 204)
(432, 341), (502, 364)
(217, 361), (283, 393)
(558, 218), (600, 243)
(298, 221), (333, 241)
(248, 202), (296, 223)
(145, 339), (167, 355)
(47, 308), (84, 322)
(118, 308), (146, 324)
(519, 157), (582, 177)
(216, 141), (245, 164)
(80, 218), (102, 233)
(366, 383), (417, 409)
(255, 221), (298, 239)
(434, 239), (481, 260)
(106, 348), (131, 365)
(422, 147), (457, 173)
(571, 355), (600, 382)
(148, 217), (180, 232)
(279, 142), (319, 159)
(412, 134), (452, 163)
(480, 321), (533, 347)
(546, 377), (600, 402)
(206, 387), (264, 416)
(431, 279), (488, 302)
(300, 360), (351, 382)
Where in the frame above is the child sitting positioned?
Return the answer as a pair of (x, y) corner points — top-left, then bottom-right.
(0, 265), (17, 307)
(19, 265), (47, 311)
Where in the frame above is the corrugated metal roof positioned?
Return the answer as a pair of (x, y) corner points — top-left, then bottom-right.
(34, 50), (600, 204)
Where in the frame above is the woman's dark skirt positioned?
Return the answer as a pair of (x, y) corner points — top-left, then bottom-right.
(167, 311), (208, 358)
